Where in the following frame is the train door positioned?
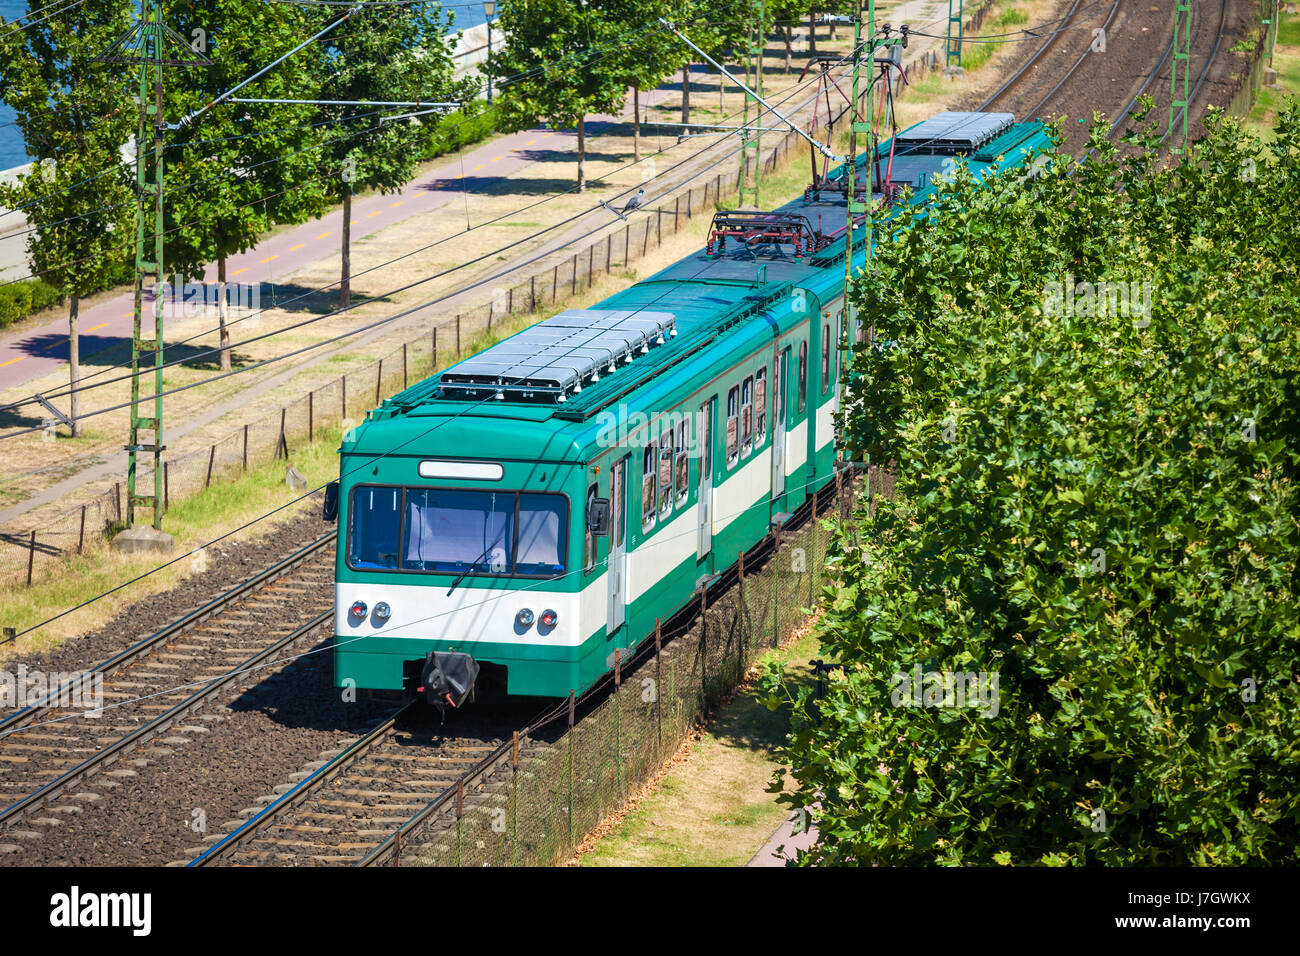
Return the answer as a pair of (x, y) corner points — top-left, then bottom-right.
(607, 455), (629, 635)
(697, 398), (715, 561)
(771, 345), (789, 501)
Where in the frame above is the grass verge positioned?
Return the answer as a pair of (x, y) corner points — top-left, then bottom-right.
(574, 628), (819, 867)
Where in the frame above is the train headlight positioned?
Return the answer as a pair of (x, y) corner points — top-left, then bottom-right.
(373, 602), (392, 622)
(349, 600), (368, 619)
(516, 608), (535, 628)
(540, 609), (558, 628)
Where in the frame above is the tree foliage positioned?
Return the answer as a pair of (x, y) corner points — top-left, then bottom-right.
(0, 2), (136, 433)
(767, 104), (1300, 865)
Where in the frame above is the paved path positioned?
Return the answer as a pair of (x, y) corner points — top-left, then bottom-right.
(0, 82), (679, 393)
(747, 815), (819, 867)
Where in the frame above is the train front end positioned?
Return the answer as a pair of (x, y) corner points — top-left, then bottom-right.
(330, 408), (593, 710)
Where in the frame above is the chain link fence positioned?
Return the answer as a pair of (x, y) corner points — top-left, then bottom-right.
(358, 469), (878, 868)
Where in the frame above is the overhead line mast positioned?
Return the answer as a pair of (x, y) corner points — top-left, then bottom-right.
(95, 0), (209, 535)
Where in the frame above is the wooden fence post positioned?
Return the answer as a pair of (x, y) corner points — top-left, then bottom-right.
(26, 530), (35, 587)
(242, 424), (249, 471)
(456, 315), (461, 356)
(78, 505), (86, 555)
(206, 445), (216, 488)
(164, 461), (170, 509)
(308, 392), (314, 442)
(402, 343), (408, 389)
(433, 325), (438, 369)
(376, 359), (383, 406)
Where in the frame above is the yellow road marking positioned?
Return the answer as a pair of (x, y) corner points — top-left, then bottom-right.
(87, 323), (107, 333)
(289, 243), (305, 251)
(525, 138), (537, 145)
(232, 267), (249, 276)
(473, 164), (486, 171)
(260, 255), (277, 264)
(367, 211), (379, 218)
(0, 357), (23, 367)
(351, 219), (359, 226)
(390, 201), (403, 208)
(491, 155), (503, 163)
(40, 337), (67, 351)
(318, 231), (332, 239)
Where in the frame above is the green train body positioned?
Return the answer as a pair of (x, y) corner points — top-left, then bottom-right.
(331, 112), (1052, 703)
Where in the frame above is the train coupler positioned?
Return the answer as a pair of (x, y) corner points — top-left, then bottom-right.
(418, 652), (480, 719)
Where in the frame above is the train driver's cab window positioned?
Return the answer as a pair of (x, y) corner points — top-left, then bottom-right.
(348, 485), (402, 570)
(821, 321), (831, 395)
(726, 386), (740, 465)
(740, 376), (754, 456)
(641, 442), (657, 532)
(675, 419), (689, 502)
(797, 342), (808, 413)
(658, 429), (674, 518)
(755, 367), (767, 441)
(584, 484), (598, 572)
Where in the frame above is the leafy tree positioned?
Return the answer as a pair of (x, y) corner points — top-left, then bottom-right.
(601, 0), (689, 162)
(312, 2), (470, 306)
(766, 107), (1300, 864)
(163, 0), (330, 370)
(0, 3), (135, 436)
(492, 0), (628, 192)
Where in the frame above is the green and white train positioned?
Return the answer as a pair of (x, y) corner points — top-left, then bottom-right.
(326, 111), (1052, 708)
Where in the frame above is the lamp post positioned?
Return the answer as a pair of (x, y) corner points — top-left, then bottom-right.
(484, 1), (496, 104)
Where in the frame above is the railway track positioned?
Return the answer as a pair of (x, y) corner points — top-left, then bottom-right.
(977, 0), (1111, 114)
(184, 700), (548, 866)
(1108, 0), (1230, 146)
(0, 533), (336, 836)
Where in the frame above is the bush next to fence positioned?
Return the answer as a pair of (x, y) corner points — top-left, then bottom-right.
(769, 111), (1300, 865)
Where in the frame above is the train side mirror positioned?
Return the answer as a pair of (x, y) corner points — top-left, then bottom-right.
(323, 481), (339, 522)
(587, 497), (610, 536)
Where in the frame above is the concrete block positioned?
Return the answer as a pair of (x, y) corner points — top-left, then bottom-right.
(286, 466), (307, 492)
(112, 525), (176, 555)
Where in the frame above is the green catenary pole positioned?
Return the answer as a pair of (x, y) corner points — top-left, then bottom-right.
(96, 1), (208, 530)
(740, 0), (765, 208)
(1168, 0), (1192, 155)
(946, 0), (963, 67)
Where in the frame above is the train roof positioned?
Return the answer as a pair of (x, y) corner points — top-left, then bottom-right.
(340, 112), (1051, 462)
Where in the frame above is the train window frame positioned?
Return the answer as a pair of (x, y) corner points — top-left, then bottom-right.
(641, 441), (658, 532)
(345, 483), (568, 580)
(675, 418), (689, 502)
(658, 428), (674, 518)
(726, 385), (740, 465)
(755, 366), (767, 442)
(740, 375), (754, 456)
(584, 484), (598, 573)
(821, 320), (831, 396)
(798, 342), (808, 413)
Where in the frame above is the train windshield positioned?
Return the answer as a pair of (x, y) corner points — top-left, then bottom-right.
(347, 485), (567, 577)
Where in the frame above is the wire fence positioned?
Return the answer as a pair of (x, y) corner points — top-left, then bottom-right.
(359, 469), (880, 868)
(0, 98), (829, 597)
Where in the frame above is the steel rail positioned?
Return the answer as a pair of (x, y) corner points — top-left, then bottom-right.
(0, 610), (332, 828)
(0, 530), (336, 737)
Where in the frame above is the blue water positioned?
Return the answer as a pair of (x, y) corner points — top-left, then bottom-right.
(0, 0), (487, 172)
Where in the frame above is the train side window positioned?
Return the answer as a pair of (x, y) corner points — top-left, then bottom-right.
(658, 429), (674, 517)
(821, 321), (831, 395)
(675, 418), (689, 502)
(641, 442), (657, 532)
(584, 484), (598, 572)
(798, 342), (807, 413)
(726, 386), (739, 465)
(755, 366), (767, 441)
(740, 376), (754, 456)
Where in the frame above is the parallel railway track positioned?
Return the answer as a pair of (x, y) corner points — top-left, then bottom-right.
(0, 533), (336, 834)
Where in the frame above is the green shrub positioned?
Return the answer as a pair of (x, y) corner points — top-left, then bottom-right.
(768, 105), (1300, 865)
(0, 278), (62, 328)
(423, 100), (499, 160)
